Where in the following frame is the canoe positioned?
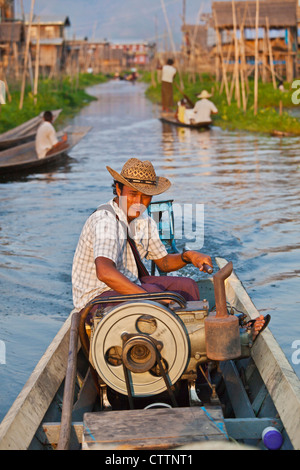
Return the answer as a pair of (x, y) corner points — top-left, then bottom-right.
(160, 113), (211, 129)
(0, 110), (62, 150)
(0, 255), (299, 450)
(0, 125), (92, 174)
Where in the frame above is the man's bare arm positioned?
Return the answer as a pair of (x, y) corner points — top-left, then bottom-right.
(154, 251), (213, 273)
(95, 256), (147, 295)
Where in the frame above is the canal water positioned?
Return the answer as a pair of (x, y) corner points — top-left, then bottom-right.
(0, 80), (300, 421)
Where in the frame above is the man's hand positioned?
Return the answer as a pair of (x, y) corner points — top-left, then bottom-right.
(182, 250), (213, 273)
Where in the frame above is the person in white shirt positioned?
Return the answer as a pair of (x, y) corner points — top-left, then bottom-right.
(161, 58), (177, 112)
(185, 90), (218, 125)
(35, 111), (68, 159)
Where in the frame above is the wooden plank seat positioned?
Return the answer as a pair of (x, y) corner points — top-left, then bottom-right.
(81, 406), (227, 450)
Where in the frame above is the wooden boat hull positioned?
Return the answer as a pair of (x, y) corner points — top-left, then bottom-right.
(0, 125), (91, 174)
(0, 257), (299, 450)
(0, 110), (62, 150)
(160, 114), (211, 129)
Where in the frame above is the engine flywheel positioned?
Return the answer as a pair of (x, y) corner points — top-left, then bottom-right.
(90, 301), (189, 396)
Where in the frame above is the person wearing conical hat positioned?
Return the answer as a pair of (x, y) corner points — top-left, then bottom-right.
(72, 158), (213, 312)
(185, 90), (218, 125)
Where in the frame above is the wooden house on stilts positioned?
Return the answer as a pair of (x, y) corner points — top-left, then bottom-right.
(0, 0), (24, 80)
(25, 15), (70, 77)
(211, 0), (298, 84)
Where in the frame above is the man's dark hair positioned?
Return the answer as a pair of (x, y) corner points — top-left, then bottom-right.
(112, 180), (124, 195)
(43, 111), (53, 122)
(167, 58), (174, 65)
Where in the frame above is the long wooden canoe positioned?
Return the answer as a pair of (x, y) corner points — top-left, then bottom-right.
(0, 257), (299, 450)
(0, 110), (62, 150)
(160, 113), (211, 129)
(0, 125), (92, 174)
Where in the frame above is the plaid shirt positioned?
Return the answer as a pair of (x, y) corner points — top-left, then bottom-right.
(72, 199), (168, 309)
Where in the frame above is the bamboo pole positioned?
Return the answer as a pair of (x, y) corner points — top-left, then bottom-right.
(265, 17), (276, 90)
(189, 2), (204, 83)
(33, 18), (40, 105)
(160, 0), (184, 89)
(19, 0), (35, 110)
(213, 9), (230, 105)
(254, 0), (259, 116)
(219, 37), (233, 95)
(239, 27), (247, 112)
(262, 24), (267, 83)
(13, 42), (20, 80)
(232, 0), (240, 108)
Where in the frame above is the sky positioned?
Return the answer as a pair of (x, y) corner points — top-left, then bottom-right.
(17, 0), (229, 47)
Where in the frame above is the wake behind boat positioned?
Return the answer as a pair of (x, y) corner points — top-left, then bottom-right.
(0, 110), (62, 150)
(159, 112), (211, 129)
(0, 125), (91, 174)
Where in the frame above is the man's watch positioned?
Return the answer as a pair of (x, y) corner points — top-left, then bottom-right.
(181, 249), (192, 264)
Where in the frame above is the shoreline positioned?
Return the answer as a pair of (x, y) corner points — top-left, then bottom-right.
(0, 73), (109, 135)
(142, 72), (300, 137)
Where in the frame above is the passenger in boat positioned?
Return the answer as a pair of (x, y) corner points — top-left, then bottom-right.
(177, 98), (188, 123)
(72, 158), (213, 315)
(161, 58), (177, 112)
(35, 111), (68, 159)
(185, 90), (218, 125)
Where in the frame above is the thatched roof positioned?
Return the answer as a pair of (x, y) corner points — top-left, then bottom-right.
(212, 1), (297, 29)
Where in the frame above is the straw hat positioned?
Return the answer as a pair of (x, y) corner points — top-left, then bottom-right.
(106, 158), (171, 196)
(197, 90), (212, 99)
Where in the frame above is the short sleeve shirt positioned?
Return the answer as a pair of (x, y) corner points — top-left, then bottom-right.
(72, 199), (168, 309)
(35, 121), (58, 159)
(193, 99), (218, 123)
(161, 65), (176, 83)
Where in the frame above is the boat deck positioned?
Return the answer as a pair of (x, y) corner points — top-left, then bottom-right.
(82, 406), (227, 450)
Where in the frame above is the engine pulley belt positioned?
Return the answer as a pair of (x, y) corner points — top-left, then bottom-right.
(121, 340), (178, 409)
(155, 349), (178, 408)
(88, 291), (187, 308)
(122, 363), (135, 410)
(79, 292), (186, 360)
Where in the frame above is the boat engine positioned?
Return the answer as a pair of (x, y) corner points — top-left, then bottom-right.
(79, 263), (253, 407)
(89, 298), (209, 398)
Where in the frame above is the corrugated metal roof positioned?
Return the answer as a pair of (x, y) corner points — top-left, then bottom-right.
(212, 1), (297, 28)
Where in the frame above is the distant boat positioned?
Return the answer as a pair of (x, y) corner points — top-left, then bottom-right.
(0, 109), (62, 150)
(0, 126), (91, 174)
(159, 113), (211, 129)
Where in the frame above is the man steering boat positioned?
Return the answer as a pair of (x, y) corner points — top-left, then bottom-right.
(72, 158), (266, 336)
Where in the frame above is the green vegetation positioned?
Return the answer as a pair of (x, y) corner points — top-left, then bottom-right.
(0, 73), (108, 134)
(142, 71), (300, 136)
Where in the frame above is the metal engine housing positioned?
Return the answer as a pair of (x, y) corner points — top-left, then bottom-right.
(89, 300), (209, 397)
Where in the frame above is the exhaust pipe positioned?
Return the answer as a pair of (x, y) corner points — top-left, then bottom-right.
(204, 262), (241, 361)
